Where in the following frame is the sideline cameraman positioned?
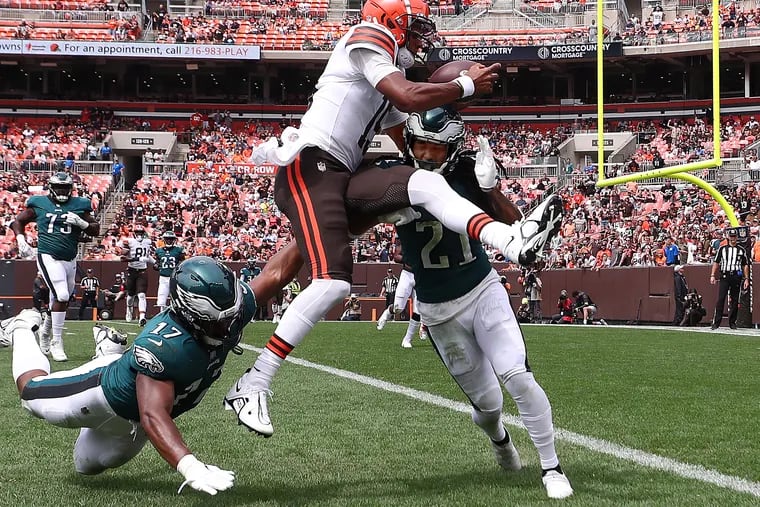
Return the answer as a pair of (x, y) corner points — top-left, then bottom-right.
(680, 289), (706, 327)
(551, 290), (574, 324)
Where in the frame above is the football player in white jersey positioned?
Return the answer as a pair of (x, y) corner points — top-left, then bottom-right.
(226, 0), (564, 436)
(120, 224), (153, 326)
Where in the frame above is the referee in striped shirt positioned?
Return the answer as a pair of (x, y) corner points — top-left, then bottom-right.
(710, 229), (750, 330)
(380, 269), (398, 309)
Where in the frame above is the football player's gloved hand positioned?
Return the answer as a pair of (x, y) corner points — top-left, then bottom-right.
(16, 235), (33, 258)
(138, 256), (153, 264)
(474, 135), (498, 191)
(177, 454), (235, 496)
(63, 212), (90, 230)
(378, 207), (421, 227)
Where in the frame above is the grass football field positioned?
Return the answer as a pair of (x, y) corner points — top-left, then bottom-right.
(0, 321), (758, 506)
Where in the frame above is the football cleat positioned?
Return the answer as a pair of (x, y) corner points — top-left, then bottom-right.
(401, 340), (413, 349)
(0, 309), (43, 346)
(93, 324), (128, 358)
(50, 338), (68, 362)
(419, 324), (429, 341)
(125, 307), (133, 322)
(138, 317), (147, 327)
(491, 436), (522, 472)
(542, 469), (573, 499)
(376, 309), (390, 331)
(504, 195), (564, 266)
(224, 376), (274, 437)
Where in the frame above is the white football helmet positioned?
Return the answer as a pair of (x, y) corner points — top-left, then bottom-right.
(93, 324), (128, 358)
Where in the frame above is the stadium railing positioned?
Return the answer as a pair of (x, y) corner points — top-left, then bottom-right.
(0, 7), (140, 21)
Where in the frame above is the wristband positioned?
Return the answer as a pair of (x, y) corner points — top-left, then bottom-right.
(452, 75), (475, 99)
(177, 454), (201, 475)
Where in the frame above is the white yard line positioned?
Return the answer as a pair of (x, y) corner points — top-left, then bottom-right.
(239, 343), (760, 498)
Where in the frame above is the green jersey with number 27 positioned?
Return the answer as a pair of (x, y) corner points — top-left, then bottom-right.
(396, 157), (493, 304)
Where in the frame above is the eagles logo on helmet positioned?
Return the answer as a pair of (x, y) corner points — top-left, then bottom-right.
(169, 256), (243, 348)
(48, 172), (74, 203)
(404, 106), (465, 175)
(162, 230), (177, 246)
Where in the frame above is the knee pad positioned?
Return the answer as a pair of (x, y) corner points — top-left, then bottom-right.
(501, 369), (534, 398)
(469, 382), (504, 415)
(55, 289), (70, 304)
(126, 295), (134, 306)
(291, 279), (350, 324)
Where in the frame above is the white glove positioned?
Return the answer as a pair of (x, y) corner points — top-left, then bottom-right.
(250, 137), (279, 165)
(378, 207), (422, 226)
(63, 212), (90, 230)
(474, 135), (498, 191)
(177, 454), (235, 496)
(16, 235), (33, 258)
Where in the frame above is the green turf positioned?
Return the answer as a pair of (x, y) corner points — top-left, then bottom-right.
(0, 321), (757, 506)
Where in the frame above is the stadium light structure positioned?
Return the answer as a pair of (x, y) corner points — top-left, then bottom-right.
(594, 0), (737, 226)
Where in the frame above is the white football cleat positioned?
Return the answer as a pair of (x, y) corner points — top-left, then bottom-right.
(50, 338), (68, 362)
(0, 309), (43, 346)
(542, 470), (573, 499)
(376, 308), (390, 331)
(491, 437), (522, 472)
(93, 324), (128, 358)
(419, 325), (429, 341)
(224, 377), (274, 437)
(401, 340), (412, 349)
(503, 194), (564, 266)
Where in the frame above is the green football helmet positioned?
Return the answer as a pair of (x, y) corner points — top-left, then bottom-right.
(169, 256), (243, 347)
(404, 106), (465, 174)
(162, 230), (177, 246)
(48, 172), (74, 203)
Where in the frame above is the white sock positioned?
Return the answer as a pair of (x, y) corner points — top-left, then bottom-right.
(378, 307), (391, 324)
(502, 371), (559, 470)
(138, 294), (147, 314)
(403, 319), (421, 342)
(472, 407), (507, 442)
(40, 314), (52, 337)
(12, 328), (50, 383)
(480, 221), (518, 253)
(51, 311), (65, 343)
(245, 279), (351, 391)
(408, 170), (492, 238)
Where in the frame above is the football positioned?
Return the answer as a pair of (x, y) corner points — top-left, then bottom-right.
(428, 60), (478, 83)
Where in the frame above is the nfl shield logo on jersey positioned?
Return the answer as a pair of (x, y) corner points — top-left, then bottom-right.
(317, 161), (327, 172)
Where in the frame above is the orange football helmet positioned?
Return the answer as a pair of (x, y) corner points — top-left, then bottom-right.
(361, 0), (436, 48)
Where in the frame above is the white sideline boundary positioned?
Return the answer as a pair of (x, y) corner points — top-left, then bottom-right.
(238, 342), (760, 498)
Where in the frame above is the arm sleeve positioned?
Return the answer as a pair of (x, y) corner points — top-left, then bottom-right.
(348, 47), (402, 88)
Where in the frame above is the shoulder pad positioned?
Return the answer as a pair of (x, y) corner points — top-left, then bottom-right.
(345, 23), (397, 60)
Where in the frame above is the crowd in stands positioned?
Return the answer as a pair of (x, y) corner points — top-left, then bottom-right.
(2, 0), (760, 48)
(3, 115), (760, 268)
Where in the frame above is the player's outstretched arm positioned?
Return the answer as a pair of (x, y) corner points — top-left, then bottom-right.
(375, 63), (501, 113)
(484, 189), (523, 226)
(249, 242), (304, 303)
(136, 374), (235, 495)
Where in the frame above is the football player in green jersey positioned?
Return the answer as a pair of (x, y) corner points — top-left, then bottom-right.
(154, 230), (185, 312)
(11, 172), (99, 362)
(393, 107), (573, 499)
(1, 243), (302, 496)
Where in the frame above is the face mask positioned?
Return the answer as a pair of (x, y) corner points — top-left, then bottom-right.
(397, 47), (415, 69)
